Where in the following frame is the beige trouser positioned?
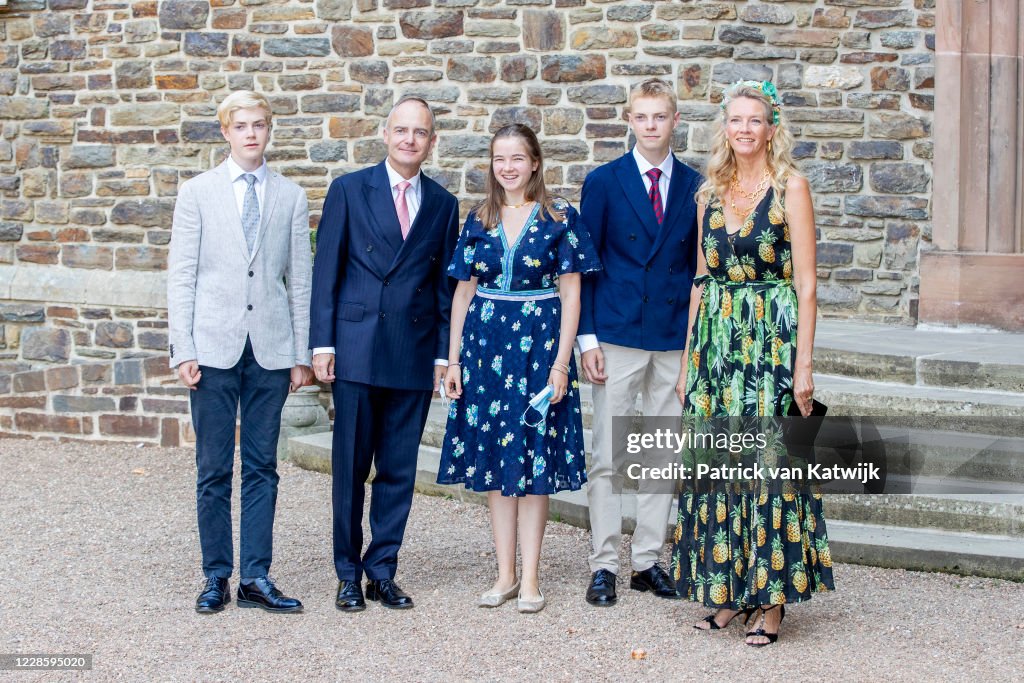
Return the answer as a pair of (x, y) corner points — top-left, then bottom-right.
(587, 342), (682, 574)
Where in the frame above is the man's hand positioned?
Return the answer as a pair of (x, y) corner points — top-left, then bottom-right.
(313, 353), (335, 383)
(581, 347), (607, 385)
(290, 365), (314, 392)
(177, 360), (201, 390)
(433, 364), (447, 395)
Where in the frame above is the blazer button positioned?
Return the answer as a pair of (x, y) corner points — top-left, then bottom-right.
(247, 304), (253, 311)
(413, 317), (419, 323)
(667, 298), (675, 305)
(379, 312), (386, 319)
(383, 279), (390, 286)
(416, 287), (422, 294)
(645, 265), (652, 272)
(248, 270), (254, 277)
(643, 296), (649, 303)
(367, 245), (374, 252)
(629, 234), (637, 241)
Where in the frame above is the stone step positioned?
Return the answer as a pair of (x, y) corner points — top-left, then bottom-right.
(813, 320), (1024, 392)
(286, 433), (1024, 579)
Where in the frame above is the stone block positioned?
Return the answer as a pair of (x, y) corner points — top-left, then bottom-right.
(565, 85), (625, 105)
(607, 5), (652, 22)
(349, 60), (389, 84)
(0, 397), (47, 409)
(264, 38), (330, 57)
(447, 56), (497, 82)
(400, 11), (464, 40)
(541, 140), (589, 161)
(35, 14), (72, 37)
(543, 108), (584, 136)
(232, 36), (261, 58)
(50, 40), (87, 61)
(15, 413), (83, 434)
(332, 26), (374, 58)
(718, 26), (765, 45)
(845, 195), (929, 220)
(500, 55), (538, 82)
(111, 200), (174, 227)
(159, 1), (210, 30)
(63, 146), (115, 170)
(96, 322), (134, 348)
(868, 112), (929, 140)
(45, 366), (79, 391)
(854, 10), (913, 29)
(711, 62), (773, 84)
(318, 0), (355, 20)
(142, 398), (190, 414)
(53, 395), (117, 412)
(0, 305), (44, 323)
(330, 117), (379, 139)
(803, 162), (863, 192)
(523, 10), (564, 51)
(353, 139), (387, 163)
(0, 222), (24, 242)
(99, 414), (159, 438)
(116, 246), (168, 270)
(184, 32), (229, 57)
(309, 141), (348, 162)
(302, 94), (360, 113)
(817, 242), (854, 267)
(439, 135), (492, 158)
(848, 141), (903, 160)
(114, 359), (144, 386)
(181, 121), (224, 143)
(817, 285), (861, 309)
(742, 4), (794, 24)
(813, 8), (850, 29)
(115, 61), (152, 89)
(871, 67), (910, 91)
(570, 28), (638, 50)
(138, 331), (168, 350)
(22, 328), (71, 362)
(804, 66), (864, 90)
(81, 364), (112, 383)
(63, 245), (114, 270)
(489, 106), (542, 133)
(156, 74), (199, 90)
(212, 9), (247, 30)
(869, 163), (930, 194)
(14, 370), (47, 393)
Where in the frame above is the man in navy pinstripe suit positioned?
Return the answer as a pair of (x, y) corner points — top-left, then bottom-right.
(309, 96), (459, 612)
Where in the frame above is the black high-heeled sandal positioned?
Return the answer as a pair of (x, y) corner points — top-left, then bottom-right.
(746, 604), (785, 646)
(695, 607), (756, 630)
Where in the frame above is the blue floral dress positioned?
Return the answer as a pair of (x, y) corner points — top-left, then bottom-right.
(437, 201), (601, 496)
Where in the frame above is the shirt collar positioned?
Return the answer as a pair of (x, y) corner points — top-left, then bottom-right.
(384, 159), (421, 194)
(631, 147), (673, 180)
(226, 156), (268, 184)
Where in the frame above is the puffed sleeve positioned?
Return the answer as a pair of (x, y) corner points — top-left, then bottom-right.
(447, 211), (478, 281)
(556, 203), (602, 275)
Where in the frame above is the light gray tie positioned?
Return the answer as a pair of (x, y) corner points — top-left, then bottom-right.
(241, 173), (259, 254)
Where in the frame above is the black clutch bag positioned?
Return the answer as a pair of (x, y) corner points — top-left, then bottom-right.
(775, 390), (828, 462)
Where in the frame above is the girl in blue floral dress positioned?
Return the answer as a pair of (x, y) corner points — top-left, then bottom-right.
(438, 124), (600, 613)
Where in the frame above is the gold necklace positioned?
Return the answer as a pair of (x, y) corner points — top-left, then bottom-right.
(504, 200), (530, 209)
(729, 169), (770, 216)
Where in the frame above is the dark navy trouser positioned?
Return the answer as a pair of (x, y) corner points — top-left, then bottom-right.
(191, 338), (290, 580)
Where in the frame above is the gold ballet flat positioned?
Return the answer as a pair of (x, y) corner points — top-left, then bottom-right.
(478, 581), (520, 608)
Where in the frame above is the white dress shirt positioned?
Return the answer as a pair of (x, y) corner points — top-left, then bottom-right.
(577, 148), (674, 355)
(226, 155), (268, 219)
(313, 161), (445, 367)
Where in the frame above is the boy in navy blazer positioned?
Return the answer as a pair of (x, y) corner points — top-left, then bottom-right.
(578, 79), (701, 607)
(309, 97), (459, 612)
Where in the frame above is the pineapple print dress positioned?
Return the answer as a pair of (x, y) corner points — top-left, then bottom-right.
(671, 187), (835, 610)
(437, 201), (601, 496)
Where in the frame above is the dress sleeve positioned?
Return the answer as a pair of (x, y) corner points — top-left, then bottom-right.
(447, 211), (477, 281)
(556, 203), (602, 275)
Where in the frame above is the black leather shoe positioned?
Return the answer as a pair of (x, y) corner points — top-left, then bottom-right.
(335, 580), (366, 612)
(630, 564), (682, 599)
(366, 579), (414, 609)
(586, 569), (617, 607)
(236, 577), (303, 613)
(195, 576), (230, 614)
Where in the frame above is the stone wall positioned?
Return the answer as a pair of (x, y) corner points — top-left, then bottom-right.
(0, 0), (934, 440)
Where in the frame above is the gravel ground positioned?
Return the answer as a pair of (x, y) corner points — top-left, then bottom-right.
(1, 439), (1022, 682)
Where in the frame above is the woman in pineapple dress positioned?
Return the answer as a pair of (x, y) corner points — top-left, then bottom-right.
(671, 81), (835, 646)
(438, 124), (600, 613)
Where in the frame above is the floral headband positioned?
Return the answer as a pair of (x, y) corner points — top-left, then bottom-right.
(721, 80), (781, 125)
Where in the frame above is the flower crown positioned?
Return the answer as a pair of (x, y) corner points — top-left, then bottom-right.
(721, 80), (781, 125)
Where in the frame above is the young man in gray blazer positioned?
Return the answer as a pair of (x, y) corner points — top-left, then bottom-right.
(168, 90), (314, 614)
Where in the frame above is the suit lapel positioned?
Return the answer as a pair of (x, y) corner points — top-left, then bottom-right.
(647, 157), (691, 259)
(364, 162), (404, 256)
(214, 161), (250, 262)
(614, 154), (661, 243)
(249, 170), (280, 265)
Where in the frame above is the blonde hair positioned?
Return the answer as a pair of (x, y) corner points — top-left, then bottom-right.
(217, 90), (273, 128)
(696, 82), (800, 212)
(476, 124), (564, 231)
(627, 77), (677, 113)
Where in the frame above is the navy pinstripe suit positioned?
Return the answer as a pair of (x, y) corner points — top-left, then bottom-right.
(310, 161), (459, 581)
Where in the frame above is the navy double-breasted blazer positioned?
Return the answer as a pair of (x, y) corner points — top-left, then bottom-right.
(309, 161), (460, 391)
(579, 151), (702, 351)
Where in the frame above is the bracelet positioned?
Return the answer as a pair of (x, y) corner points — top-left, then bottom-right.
(448, 362), (461, 367)
(551, 361), (570, 375)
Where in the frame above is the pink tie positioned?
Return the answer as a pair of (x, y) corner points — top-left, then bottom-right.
(395, 180), (411, 239)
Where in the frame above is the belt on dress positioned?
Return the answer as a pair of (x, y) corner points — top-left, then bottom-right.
(475, 286), (558, 301)
(694, 275), (793, 292)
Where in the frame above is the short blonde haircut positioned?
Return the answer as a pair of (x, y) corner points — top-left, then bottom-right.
(627, 78), (678, 113)
(217, 90), (272, 128)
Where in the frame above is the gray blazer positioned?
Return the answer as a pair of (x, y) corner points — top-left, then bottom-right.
(167, 160), (312, 371)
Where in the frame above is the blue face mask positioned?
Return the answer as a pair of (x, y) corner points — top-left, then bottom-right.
(522, 385), (554, 429)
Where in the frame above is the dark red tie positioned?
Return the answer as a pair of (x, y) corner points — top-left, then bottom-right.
(646, 168), (664, 224)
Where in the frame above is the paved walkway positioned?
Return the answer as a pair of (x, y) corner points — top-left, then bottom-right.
(2, 440), (1022, 681)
